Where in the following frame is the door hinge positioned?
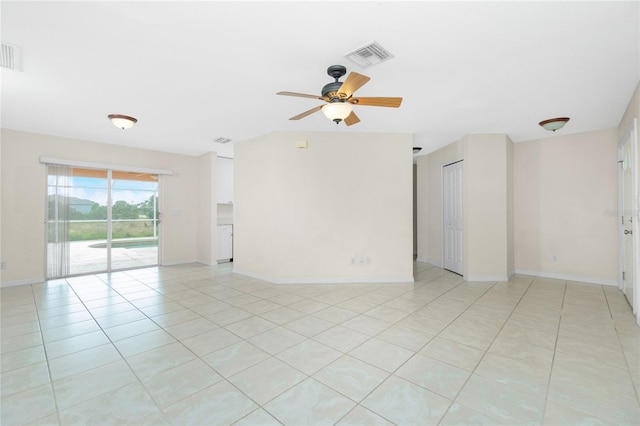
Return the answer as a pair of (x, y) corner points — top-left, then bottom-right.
(623, 271), (626, 280)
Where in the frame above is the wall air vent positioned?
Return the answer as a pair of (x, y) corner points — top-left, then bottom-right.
(344, 41), (394, 68)
(1, 42), (23, 71)
(214, 137), (232, 144)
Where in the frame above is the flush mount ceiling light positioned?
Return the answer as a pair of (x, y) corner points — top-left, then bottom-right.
(321, 102), (353, 124)
(108, 114), (137, 130)
(539, 117), (570, 132)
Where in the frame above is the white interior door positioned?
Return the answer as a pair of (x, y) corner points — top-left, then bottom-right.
(443, 160), (463, 275)
(619, 122), (637, 311)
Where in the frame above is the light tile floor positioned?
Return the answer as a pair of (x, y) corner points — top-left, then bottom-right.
(1, 262), (639, 425)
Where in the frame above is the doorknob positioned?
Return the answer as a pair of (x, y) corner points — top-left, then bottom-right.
(625, 229), (633, 235)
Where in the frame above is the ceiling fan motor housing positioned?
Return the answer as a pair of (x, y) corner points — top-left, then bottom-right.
(323, 65), (349, 100)
(322, 82), (344, 100)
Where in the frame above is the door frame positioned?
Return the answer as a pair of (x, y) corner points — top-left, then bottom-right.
(617, 118), (639, 320)
(442, 159), (464, 276)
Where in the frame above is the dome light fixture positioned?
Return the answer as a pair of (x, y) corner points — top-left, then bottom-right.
(322, 102), (353, 124)
(539, 117), (570, 132)
(108, 114), (138, 130)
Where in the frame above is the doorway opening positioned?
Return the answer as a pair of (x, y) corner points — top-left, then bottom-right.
(46, 166), (160, 278)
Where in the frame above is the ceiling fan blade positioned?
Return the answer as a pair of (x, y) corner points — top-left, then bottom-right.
(338, 72), (370, 98)
(289, 105), (324, 120)
(277, 91), (326, 101)
(344, 111), (360, 126)
(350, 97), (403, 108)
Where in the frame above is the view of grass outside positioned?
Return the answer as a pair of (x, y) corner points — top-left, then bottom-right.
(48, 220), (158, 242)
(73, 220), (156, 241)
(48, 195), (158, 241)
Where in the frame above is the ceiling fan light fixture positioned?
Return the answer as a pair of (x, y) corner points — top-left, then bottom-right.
(322, 102), (352, 123)
(108, 114), (137, 130)
(539, 117), (570, 132)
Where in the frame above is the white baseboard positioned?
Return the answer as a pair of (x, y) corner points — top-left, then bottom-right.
(160, 259), (198, 266)
(196, 260), (218, 266)
(416, 258), (443, 268)
(0, 277), (45, 288)
(233, 268), (414, 285)
(232, 268), (271, 282)
(465, 275), (511, 282)
(515, 269), (617, 286)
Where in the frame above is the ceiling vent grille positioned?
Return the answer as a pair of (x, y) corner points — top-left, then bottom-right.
(1, 42), (22, 71)
(344, 41), (394, 68)
(214, 137), (232, 144)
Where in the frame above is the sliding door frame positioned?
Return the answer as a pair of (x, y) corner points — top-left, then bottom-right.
(42, 157), (171, 278)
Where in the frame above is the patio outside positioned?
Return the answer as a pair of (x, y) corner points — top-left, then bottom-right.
(48, 238), (158, 276)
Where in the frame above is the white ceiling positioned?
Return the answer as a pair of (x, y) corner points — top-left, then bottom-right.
(2, 1), (639, 158)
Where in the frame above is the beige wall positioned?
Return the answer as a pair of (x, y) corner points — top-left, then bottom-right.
(416, 134), (513, 280)
(419, 129), (616, 285)
(197, 152), (217, 265)
(507, 136), (515, 275)
(413, 164), (417, 256)
(0, 129), (216, 285)
(416, 140), (464, 266)
(234, 131), (414, 284)
(513, 128), (618, 284)
(464, 134), (513, 280)
(618, 81), (639, 142)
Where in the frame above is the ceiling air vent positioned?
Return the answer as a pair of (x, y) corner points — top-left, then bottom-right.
(1, 42), (22, 71)
(344, 41), (394, 68)
(214, 137), (232, 144)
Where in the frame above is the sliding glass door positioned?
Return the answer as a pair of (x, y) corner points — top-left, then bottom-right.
(110, 171), (159, 271)
(46, 166), (159, 278)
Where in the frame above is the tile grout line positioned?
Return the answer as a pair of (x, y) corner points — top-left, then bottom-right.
(603, 285), (640, 406)
(49, 274), (172, 422)
(253, 274), (451, 425)
(331, 274), (492, 425)
(28, 279), (63, 426)
(441, 275), (537, 425)
(539, 277), (567, 423)
(5, 264), (638, 425)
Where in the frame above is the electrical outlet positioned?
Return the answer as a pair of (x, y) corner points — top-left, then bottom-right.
(352, 257), (372, 266)
(0, 260), (6, 269)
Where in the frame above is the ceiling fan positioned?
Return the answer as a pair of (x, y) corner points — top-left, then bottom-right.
(277, 65), (402, 126)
